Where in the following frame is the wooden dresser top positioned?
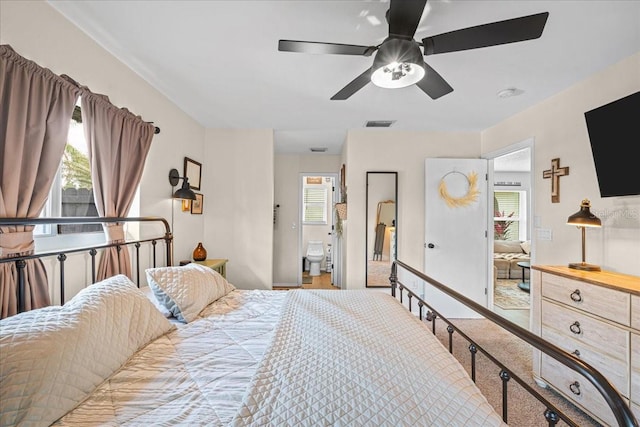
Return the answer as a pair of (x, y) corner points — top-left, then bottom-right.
(532, 265), (640, 295)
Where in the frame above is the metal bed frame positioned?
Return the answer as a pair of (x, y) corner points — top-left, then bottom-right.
(0, 217), (172, 313)
(1, 217), (636, 426)
(391, 260), (638, 427)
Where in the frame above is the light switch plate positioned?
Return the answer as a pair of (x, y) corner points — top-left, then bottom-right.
(537, 228), (553, 241)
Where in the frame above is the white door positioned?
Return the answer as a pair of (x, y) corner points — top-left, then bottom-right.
(424, 158), (488, 318)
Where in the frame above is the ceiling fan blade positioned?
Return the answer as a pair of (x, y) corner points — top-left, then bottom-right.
(422, 12), (549, 55)
(415, 63), (453, 100)
(388, 0), (428, 39)
(279, 40), (377, 56)
(330, 68), (372, 100)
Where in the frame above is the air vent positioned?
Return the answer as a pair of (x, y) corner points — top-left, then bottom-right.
(310, 147), (328, 153)
(365, 120), (395, 128)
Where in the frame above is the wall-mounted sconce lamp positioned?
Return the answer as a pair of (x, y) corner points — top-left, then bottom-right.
(567, 199), (601, 271)
(168, 168), (196, 200)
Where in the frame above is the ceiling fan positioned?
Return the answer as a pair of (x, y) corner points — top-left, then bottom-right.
(278, 0), (549, 100)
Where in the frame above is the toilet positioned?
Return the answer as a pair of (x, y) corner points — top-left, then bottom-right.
(306, 240), (325, 276)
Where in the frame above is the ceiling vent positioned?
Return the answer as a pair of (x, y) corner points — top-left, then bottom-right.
(365, 120), (395, 128)
(310, 147), (328, 153)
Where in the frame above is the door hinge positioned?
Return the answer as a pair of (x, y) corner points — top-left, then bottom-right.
(485, 287), (488, 295)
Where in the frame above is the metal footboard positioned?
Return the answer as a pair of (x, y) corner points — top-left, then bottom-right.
(391, 260), (638, 427)
(0, 217), (173, 314)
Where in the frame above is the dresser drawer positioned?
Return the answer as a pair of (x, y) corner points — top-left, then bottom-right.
(541, 272), (630, 325)
(542, 326), (628, 395)
(632, 295), (640, 330)
(632, 333), (640, 406)
(542, 300), (629, 362)
(541, 355), (624, 427)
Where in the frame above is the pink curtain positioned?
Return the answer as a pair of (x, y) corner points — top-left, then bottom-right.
(0, 45), (80, 318)
(81, 91), (154, 281)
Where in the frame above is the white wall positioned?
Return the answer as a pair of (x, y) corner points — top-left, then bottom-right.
(482, 53), (640, 275)
(1, 1), (206, 298)
(273, 154), (341, 285)
(4, 1), (637, 299)
(344, 130), (481, 289)
(202, 129), (274, 289)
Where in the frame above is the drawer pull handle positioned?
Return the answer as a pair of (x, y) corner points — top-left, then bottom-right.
(570, 289), (582, 302)
(569, 381), (581, 396)
(569, 321), (581, 335)
(571, 349), (581, 357)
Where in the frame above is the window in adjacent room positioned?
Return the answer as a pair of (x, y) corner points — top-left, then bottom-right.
(494, 191), (527, 241)
(302, 186), (328, 225)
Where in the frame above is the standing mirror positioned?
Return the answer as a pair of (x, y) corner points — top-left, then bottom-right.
(366, 172), (398, 287)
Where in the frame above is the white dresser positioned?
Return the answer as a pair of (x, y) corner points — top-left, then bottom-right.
(531, 265), (640, 426)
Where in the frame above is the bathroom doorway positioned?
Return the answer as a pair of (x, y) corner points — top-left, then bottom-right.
(299, 173), (340, 287)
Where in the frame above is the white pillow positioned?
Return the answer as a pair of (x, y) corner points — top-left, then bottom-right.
(520, 240), (531, 255)
(0, 275), (175, 427)
(145, 263), (235, 323)
(141, 285), (173, 318)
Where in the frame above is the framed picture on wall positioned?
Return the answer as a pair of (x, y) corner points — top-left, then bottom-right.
(184, 157), (202, 190)
(191, 193), (203, 215)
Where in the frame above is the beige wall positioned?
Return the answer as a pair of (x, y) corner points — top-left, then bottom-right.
(343, 130), (481, 289)
(0, 1), (207, 261)
(0, 1), (207, 298)
(273, 154), (341, 285)
(3, 1), (637, 299)
(482, 53), (640, 275)
(203, 129), (274, 289)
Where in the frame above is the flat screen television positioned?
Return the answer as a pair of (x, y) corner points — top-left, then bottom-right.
(583, 91), (640, 197)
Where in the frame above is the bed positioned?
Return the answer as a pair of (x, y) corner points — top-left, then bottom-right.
(0, 217), (636, 427)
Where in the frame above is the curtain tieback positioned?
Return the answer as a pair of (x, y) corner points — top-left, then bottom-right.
(103, 224), (125, 244)
(0, 230), (35, 259)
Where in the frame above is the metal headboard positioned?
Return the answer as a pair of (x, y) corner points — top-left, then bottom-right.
(0, 217), (173, 313)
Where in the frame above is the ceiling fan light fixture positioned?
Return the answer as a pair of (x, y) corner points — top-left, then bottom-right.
(371, 39), (425, 89)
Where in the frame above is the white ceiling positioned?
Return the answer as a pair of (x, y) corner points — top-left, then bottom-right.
(49, 1), (640, 156)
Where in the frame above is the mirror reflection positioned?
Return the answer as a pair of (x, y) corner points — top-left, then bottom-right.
(366, 172), (397, 287)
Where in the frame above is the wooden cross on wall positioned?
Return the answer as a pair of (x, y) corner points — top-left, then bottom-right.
(543, 158), (569, 203)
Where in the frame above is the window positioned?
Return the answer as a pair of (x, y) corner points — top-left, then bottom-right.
(494, 191), (526, 241)
(303, 186), (328, 224)
(35, 101), (102, 242)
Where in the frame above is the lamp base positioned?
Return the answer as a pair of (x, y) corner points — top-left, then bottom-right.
(568, 262), (601, 272)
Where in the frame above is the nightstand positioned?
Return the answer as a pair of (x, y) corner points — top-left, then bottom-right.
(194, 259), (228, 278)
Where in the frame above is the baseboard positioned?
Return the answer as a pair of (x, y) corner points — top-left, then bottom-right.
(272, 282), (300, 289)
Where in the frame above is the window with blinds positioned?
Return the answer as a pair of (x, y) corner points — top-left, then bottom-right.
(494, 191), (522, 240)
(303, 187), (328, 224)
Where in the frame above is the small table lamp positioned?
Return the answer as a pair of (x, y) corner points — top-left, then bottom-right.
(567, 199), (602, 271)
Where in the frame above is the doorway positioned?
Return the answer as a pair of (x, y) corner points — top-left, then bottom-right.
(298, 173), (340, 287)
(484, 140), (533, 329)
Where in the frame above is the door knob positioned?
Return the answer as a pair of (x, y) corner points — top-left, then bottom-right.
(427, 243), (435, 249)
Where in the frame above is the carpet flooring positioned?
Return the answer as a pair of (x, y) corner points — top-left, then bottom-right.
(494, 279), (530, 309)
(433, 318), (602, 426)
(367, 259), (393, 287)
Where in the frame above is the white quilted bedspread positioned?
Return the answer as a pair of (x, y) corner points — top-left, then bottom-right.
(53, 289), (287, 426)
(231, 290), (507, 427)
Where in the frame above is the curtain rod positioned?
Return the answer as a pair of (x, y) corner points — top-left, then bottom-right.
(62, 74), (160, 135)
